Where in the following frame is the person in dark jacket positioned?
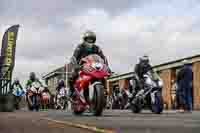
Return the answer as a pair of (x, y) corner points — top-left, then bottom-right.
(134, 55), (153, 89)
(67, 30), (111, 97)
(176, 60), (193, 112)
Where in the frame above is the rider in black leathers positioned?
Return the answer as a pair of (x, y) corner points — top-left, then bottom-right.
(134, 55), (152, 89)
(67, 30), (111, 97)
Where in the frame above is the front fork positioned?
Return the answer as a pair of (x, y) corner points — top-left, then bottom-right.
(150, 90), (160, 104)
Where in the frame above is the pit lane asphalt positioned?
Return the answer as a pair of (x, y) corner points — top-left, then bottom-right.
(1, 110), (200, 133)
(0, 110), (94, 133)
(46, 110), (200, 133)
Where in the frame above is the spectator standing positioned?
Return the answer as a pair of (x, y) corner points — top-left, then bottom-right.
(176, 60), (193, 113)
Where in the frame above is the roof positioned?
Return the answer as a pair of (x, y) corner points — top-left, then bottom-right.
(42, 66), (65, 79)
(42, 54), (200, 82)
(108, 54), (200, 82)
(107, 72), (135, 82)
(153, 54), (200, 71)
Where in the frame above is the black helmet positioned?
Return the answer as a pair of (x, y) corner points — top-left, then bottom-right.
(29, 72), (36, 80)
(82, 30), (96, 44)
(139, 55), (149, 64)
(58, 79), (65, 87)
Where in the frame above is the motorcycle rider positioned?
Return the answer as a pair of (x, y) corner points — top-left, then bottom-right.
(43, 84), (51, 95)
(10, 78), (24, 93)
(67, 30), (111, 97)
(134, 55), (153, 89)
(26, 72), (43, 90)
(55, 79), (66, 100)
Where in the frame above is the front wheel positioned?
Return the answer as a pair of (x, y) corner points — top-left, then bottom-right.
(91, 83), (105, 116)
(151, 92), (163, 114)
(27, 96), (33, 111)
(131, 98), (143, 113)
(15, 96), (21, 110)
(61, 97), (67, 110)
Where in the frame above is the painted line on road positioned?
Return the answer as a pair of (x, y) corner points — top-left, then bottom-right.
(43, 118), (116, 133)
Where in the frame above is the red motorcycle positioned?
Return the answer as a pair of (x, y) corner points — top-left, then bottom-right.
(70, 54), (110, 116)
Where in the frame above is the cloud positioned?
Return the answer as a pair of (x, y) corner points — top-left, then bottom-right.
(66, 9), (200, 66)
(1, 0), (200, 85)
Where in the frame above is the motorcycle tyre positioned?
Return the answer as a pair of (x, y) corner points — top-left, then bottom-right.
(131, 99), (142, 113)
(151, 92), (163, 114)
(91, 84), (105, 116)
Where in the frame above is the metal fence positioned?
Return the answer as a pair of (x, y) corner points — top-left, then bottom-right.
(0, 65), (13, 95)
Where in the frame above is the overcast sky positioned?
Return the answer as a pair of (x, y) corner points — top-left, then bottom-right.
(1, 0), (200, 84)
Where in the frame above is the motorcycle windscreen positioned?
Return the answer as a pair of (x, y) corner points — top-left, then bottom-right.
(82, 54), (105, 64)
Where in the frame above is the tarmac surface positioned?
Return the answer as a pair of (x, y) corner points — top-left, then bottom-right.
(1, 109), (200, 133)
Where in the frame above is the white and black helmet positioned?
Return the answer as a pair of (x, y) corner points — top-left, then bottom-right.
(82, 30), (96, 43)
(139, 55), (149, 63)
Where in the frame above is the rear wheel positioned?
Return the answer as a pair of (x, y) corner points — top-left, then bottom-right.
(35, 95), (40, 111)
(61, 98), (66, 110)
(15, 97), (21, 110)
(131, 98), (143, 113)
(91, 83), (105, 116)
(27, 96), (33, 111)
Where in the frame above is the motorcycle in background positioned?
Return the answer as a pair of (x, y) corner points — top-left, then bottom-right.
(12, 86), (25, 110)
(41, 92), (50, 110)
(55, 87), (68, 110)
(130, 70), (164, 114)
(70, 54), (110, 116)
(26, 82), (43, 111)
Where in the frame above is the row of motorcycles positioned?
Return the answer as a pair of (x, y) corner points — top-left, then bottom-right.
(106, 70), (164, 114)
(12, 54), (108, 115)
(12, 82), (69, 111)
(12, 54), (163, 116)
(67, 54), (164, 116)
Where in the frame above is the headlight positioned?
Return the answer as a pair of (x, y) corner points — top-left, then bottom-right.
(92, 62), (103, 69)
(158, 80), (163, 88)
